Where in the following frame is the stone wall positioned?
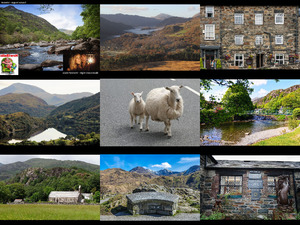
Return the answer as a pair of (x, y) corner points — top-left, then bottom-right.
(201, 168), (297, 219)
(294, 171), (300, 212)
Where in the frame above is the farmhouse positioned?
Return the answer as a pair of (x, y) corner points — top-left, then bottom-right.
(48, 185), (92, 203)
(200, 6), (300, 69)
(126, 192), (179, 216)
(200, 155), (300, 219)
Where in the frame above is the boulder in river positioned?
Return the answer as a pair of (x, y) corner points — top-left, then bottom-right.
(54, 45), (72, 54)
(41, 60), (63, 67)
(19, 64), (42, 71)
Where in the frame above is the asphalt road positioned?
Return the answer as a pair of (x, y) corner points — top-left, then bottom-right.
(100, 79), (200, 146)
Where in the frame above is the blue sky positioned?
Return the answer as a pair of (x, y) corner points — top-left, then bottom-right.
(1, 4), (83, 30)
(100, 154), (200, 172)
(202, 79), (300, 101)
(100, 4), (200, 18)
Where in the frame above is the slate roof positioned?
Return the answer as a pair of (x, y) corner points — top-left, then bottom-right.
(126, 192), (179, 204)
(206, 160), (300, 170)
(49, 191), (80, 198)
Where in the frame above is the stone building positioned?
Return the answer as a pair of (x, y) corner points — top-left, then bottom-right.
(200, 155), (300, 219)
(200, 5), (300, 69)
(48, 185), (92, 203)
(126, 192), (179, 216)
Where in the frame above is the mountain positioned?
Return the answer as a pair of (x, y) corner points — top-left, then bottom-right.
(59, 29), (74, 35)
(0, 93), (56, 117)
(100, 17), (133, 40)
(153, 13), (172, 20)
(0, 158), (99, 181)
(0, 112), (46, 141)
(155, 168), (180, 176)
(253, 84), (300, 109)
(47, 92), (100, 136)
(193, 12), (200, 18)
(129, 166), (156, 175)
(0, 6), (69, 45)
(157, 17), (190, 27)
(183, 165), (200, 175)
(0, 83), (93, 106)
(101, 13), (160, 27)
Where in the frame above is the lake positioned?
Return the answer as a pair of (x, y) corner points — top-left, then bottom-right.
(200, 120), (287, 146)
(0, 46), (63, 71)
(8, 128), (67, 144)
(107, 27), (163, 40)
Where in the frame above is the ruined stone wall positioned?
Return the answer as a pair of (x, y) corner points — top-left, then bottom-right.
(220, 6), (298, 68)
(202, 169), (297, 219)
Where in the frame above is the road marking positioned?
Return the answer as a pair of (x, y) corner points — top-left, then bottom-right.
(185, 86), (200, 96)
(170, 79), (176, 81)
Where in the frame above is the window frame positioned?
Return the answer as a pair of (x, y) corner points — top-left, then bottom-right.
(255, 35), (263, 46)
(255, 13), (263, 25)
(220, 175), (243, 195)
(275, 53), (284, 65)
(235, 35), (244, 45)
(205, 6), (214, 18)
(234, 13), (244, 25)
(204, 24), (215, 40)
(275, 13), (284, 24)
(275, 35), (283, 45)
(234, 54), (244, 67)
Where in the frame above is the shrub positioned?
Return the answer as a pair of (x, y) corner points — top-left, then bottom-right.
(216, 59), (222, 69)
(288, 117), (299, 130)
(293, 108), (300, 119)
(200, 58), (204, 69)
(200, 211), (225, 220)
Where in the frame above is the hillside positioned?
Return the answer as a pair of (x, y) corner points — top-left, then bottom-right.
(101, 13), (160, 27)
(157, 17), (190, 27)
(0, 6), (69, 45)
(0, 112), (46, 140)
(0, 158), (99, 181)
(47, 92), (100, 136)
(253, 84), (300, 110)
(0, 83), (93, 106)
(0, 93), (56, 117)
(153, 13), (172, 20)
(100, 17), (133, 40)
(59, 29), (73, 35)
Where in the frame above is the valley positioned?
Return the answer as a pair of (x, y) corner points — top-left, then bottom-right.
(0, 82), (100, 146)
(100, 6), (200, 71)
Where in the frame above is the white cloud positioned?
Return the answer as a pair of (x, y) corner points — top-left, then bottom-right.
(178, 157), (200, 164)
(151, 162), (171, 169)
(258, 88), (269, 97)
(249, 79), (268, 86)
(214, 155), (300, 162)
(101, 5), (149, 13)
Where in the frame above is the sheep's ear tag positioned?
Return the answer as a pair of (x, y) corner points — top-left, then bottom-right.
(131, 92), (134, 96)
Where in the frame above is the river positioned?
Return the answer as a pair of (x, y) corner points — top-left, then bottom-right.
(0, 46), (63, 71)
(200, 120), (287, 146)
(8, 128), (67, 144)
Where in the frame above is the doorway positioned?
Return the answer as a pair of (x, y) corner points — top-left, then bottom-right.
(256, 54), (264, 68)
(205, 51), (215, 70)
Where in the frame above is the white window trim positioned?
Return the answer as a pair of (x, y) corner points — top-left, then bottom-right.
(275, 53), (284, 65)
(205, 6), (214, 18)
(235, 35), (244, 45)
(204, 24), (215, 40)
(234, 13), (244, 24)
(255, 35), (263, 45)
(275, 35), (283, 45)
(275, 13), (284, 24)
(234, 54), (244, 67)
(255, 13), (263, 25)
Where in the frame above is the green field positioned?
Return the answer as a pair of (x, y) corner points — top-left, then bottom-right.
(0, 204), (100, 220)
(253, 126), (300, 146)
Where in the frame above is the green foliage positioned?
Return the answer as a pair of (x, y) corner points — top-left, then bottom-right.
(216, 59), (222, 69)
(222, 83), (254, 115)
(200, 108), (232, 125)
(200, 58), (204, 69)
(288, 117), (299, 130)
(200, 212), (225, 220)
(293, 108), (300, 119)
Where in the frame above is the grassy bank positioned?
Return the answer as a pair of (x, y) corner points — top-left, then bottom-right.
(0, 204), (100, 220)
(252, 126), (300, 146)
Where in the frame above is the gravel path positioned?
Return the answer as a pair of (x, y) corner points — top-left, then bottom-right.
(100, 213), (200, 221)
(235, 126), (292, 145)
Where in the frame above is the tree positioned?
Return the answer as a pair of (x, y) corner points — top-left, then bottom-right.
(0, 182), (10, 203)
(7, 183), (25, 201)
(77, 4), (100, 39)
(222, 83), (254, 115)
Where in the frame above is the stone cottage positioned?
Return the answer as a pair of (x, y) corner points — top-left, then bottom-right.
(200, 5), (300, 69)
(200, 155), (300, 219)
(126, 192), (179, 216)
(49, 185), (87, 203)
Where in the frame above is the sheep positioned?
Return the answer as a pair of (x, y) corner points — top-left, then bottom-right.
(145, 85), (184, 138)
(128, 92), (145, 131)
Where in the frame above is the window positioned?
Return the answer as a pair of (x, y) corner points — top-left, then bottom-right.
(234, 54), (244, 67)
(255, 35), (263, 45)
(275, 54), (284, 65)
(255, 14), (263, 25)
(220, 176), (243, 194)
(275, 35), (283, 45)
(206, 6), (214, 18)
(267, 176), (277, 195)
(235, 35), (244, 45)
(275, 13), (284, 24)
(205, 24), (215, 40)
(235, 13), (244, 24)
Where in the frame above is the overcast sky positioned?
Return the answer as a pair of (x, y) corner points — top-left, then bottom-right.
(213, 155), (300, 162)
(0, 80), (100, 94)
(0, 155), (100, 165)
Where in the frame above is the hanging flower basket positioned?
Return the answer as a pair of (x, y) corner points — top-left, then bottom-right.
(268, 54), (273, 60)
(295, 54), (299, 59)
(224, 54), (231, 60)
